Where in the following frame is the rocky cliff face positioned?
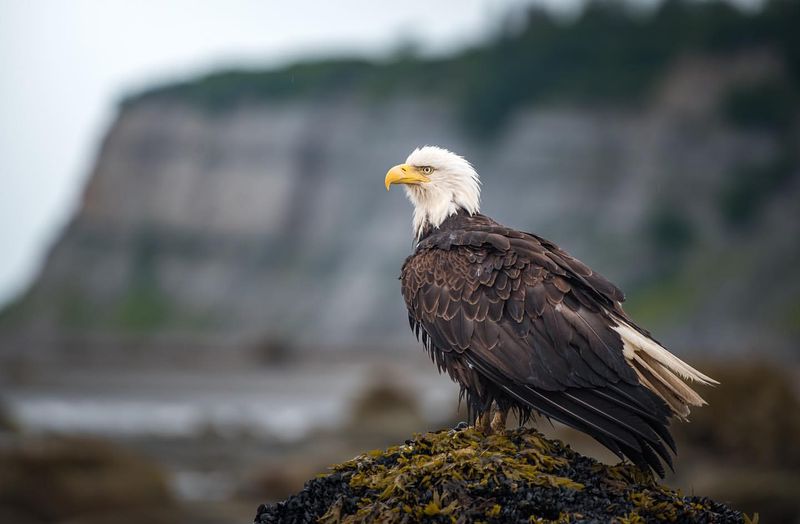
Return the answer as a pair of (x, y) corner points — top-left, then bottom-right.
(3, 50), (798, 360)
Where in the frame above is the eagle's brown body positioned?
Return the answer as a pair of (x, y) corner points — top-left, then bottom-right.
(401, 210), (678, 475)
(387, 146), (715, 477)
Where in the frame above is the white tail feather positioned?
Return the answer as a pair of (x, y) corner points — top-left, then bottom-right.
(614, 320), (718, 385)
(612, 319), (718, 417)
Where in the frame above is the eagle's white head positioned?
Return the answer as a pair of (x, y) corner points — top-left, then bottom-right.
(385, 146), (481, 239)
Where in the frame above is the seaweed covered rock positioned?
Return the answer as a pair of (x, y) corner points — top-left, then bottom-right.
(255, 428), (745, 523)
(0, 436), (176, 523)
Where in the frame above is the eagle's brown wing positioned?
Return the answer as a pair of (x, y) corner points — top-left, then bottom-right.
(401, 220), (683, 475)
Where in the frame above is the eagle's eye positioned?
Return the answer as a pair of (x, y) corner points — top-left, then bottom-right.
(420, 166), (433, 175)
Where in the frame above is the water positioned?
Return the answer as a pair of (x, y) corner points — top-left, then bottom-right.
(9, 394), (344, 440)
(2, 358), (457, 441)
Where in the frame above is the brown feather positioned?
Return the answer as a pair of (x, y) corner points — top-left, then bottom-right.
(399, 210), (712, 476)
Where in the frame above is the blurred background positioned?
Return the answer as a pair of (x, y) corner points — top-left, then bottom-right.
(1, 0), (799, 522)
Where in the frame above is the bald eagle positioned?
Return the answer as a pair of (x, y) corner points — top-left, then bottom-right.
(385, 146), (717, 476)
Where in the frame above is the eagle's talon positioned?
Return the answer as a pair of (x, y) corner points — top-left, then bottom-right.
(476, 412), (492, 434)
(491, 409), (508, 434)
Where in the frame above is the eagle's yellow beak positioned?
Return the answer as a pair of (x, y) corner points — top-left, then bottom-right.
(385, 164), (430, 191)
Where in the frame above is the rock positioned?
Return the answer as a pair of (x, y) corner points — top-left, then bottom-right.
(0, 436), (176, 523)
(254, 428), (746, 523)
(0, 402), (17, 433)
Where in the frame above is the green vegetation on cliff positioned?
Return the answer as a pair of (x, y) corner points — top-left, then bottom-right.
(128, 0), (799, 135)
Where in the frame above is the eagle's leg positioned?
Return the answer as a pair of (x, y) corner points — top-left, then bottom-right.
(490, 408), (508, 434)
(475, 412), (491, 434)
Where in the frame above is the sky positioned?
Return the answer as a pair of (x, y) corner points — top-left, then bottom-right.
(0, 0), (761, 306)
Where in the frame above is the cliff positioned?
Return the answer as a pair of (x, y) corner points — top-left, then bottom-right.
(2, 0), (798, 361)
(254, 427), (747, 523)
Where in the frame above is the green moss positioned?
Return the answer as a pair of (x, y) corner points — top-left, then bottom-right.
(334, 430), (582, 516)
(256, 427), (744, 523)
(322, 428), (585, 522)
